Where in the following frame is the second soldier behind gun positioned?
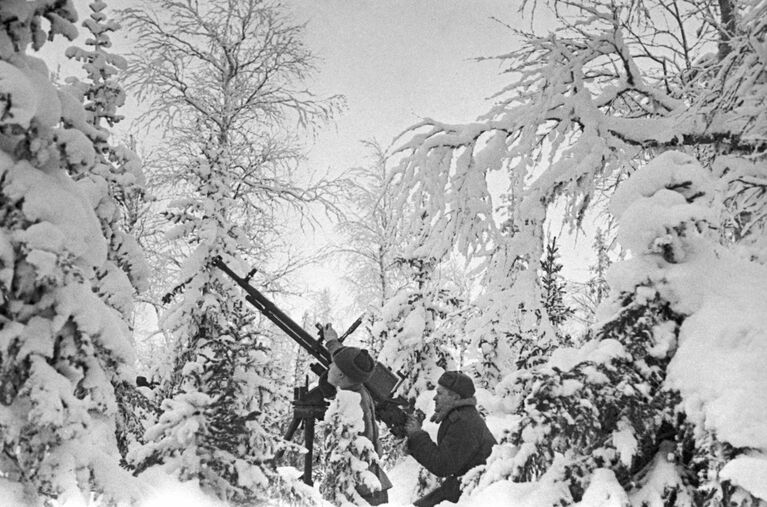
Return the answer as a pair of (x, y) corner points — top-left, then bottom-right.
(322, 323), (393, 506)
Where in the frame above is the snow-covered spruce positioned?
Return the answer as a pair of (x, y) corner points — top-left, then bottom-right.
(0, 1), (142, 503)
(513, 236), (577, 371)
(572, 228), (614, 328)
(539, 236), (573, 331)
(462, 151), (767, 504)
(63, 0), (152, 462)
(376, 255), (459, 403)
(320, 390), (384, 506)
(466, 233), (561, 384)
(128, 325), (306, 504)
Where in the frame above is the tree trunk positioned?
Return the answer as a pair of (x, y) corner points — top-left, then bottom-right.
(718, 0), (737, 60)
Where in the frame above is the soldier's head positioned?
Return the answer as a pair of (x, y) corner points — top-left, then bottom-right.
(434, 370), (475, 409)
(328, 346), (375, 389)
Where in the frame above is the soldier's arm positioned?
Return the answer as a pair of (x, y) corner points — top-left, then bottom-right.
(321, 323), (341, 356)
(406, 421), (478, 477)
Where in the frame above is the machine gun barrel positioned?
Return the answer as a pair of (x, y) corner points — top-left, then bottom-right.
(214, 258), (331, 368)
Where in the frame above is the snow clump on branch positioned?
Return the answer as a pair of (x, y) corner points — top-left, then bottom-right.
(320, 390), (384, 506)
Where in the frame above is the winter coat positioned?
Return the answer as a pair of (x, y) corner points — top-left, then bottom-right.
(407, 400), (496, 505)
(327, 339), (392, 502)
(349, 384), (381, 454)
(350, 383), (392, 503)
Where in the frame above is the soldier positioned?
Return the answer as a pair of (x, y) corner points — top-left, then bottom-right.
(322, 324), (393, 505)
(404, 371), (497, 506)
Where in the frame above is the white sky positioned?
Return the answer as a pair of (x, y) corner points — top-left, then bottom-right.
(284, 0), (517, 172)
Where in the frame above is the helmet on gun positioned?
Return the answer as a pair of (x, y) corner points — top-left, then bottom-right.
(332, 346), (375, 384)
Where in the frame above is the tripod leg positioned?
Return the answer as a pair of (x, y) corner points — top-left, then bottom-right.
(283, 415), (302, 442)
(303, 417), (315, 486)
(274, 415), (302, 462)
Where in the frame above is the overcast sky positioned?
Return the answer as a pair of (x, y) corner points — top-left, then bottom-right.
(283, 0), (517, 173)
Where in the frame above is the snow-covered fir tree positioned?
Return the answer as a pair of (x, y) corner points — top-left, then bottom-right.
(376, 254), (457, 404)
(127, 140), (301, 503)
(63, 0), (152, 463)
(539, 236), (573, 356)
(319, 390), (384, 506)
(539, 236), (572, 329)
(588, 229), (611, 307)
(573, 228), (614, 327)
(130, 319), (286, 504)
(467, 229), (558, 379)
(121, 0), (339, 503)
(432, 257), (475, 369)
(0, 1), (141, 503)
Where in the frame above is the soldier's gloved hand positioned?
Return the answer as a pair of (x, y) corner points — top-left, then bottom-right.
(404, 414), (422, 436)
(321, 323), (338, 342)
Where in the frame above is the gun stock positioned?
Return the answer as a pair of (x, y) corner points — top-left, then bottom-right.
(214, 258), (412, 437)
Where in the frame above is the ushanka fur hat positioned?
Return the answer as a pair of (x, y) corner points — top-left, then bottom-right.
(332, 346), (375, 384)
(438, 371), (475, 399)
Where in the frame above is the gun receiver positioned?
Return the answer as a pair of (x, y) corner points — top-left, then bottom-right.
(214, 258), (411, 438)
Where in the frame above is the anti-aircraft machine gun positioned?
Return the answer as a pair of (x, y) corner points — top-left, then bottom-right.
(214, 258), (411, 485)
